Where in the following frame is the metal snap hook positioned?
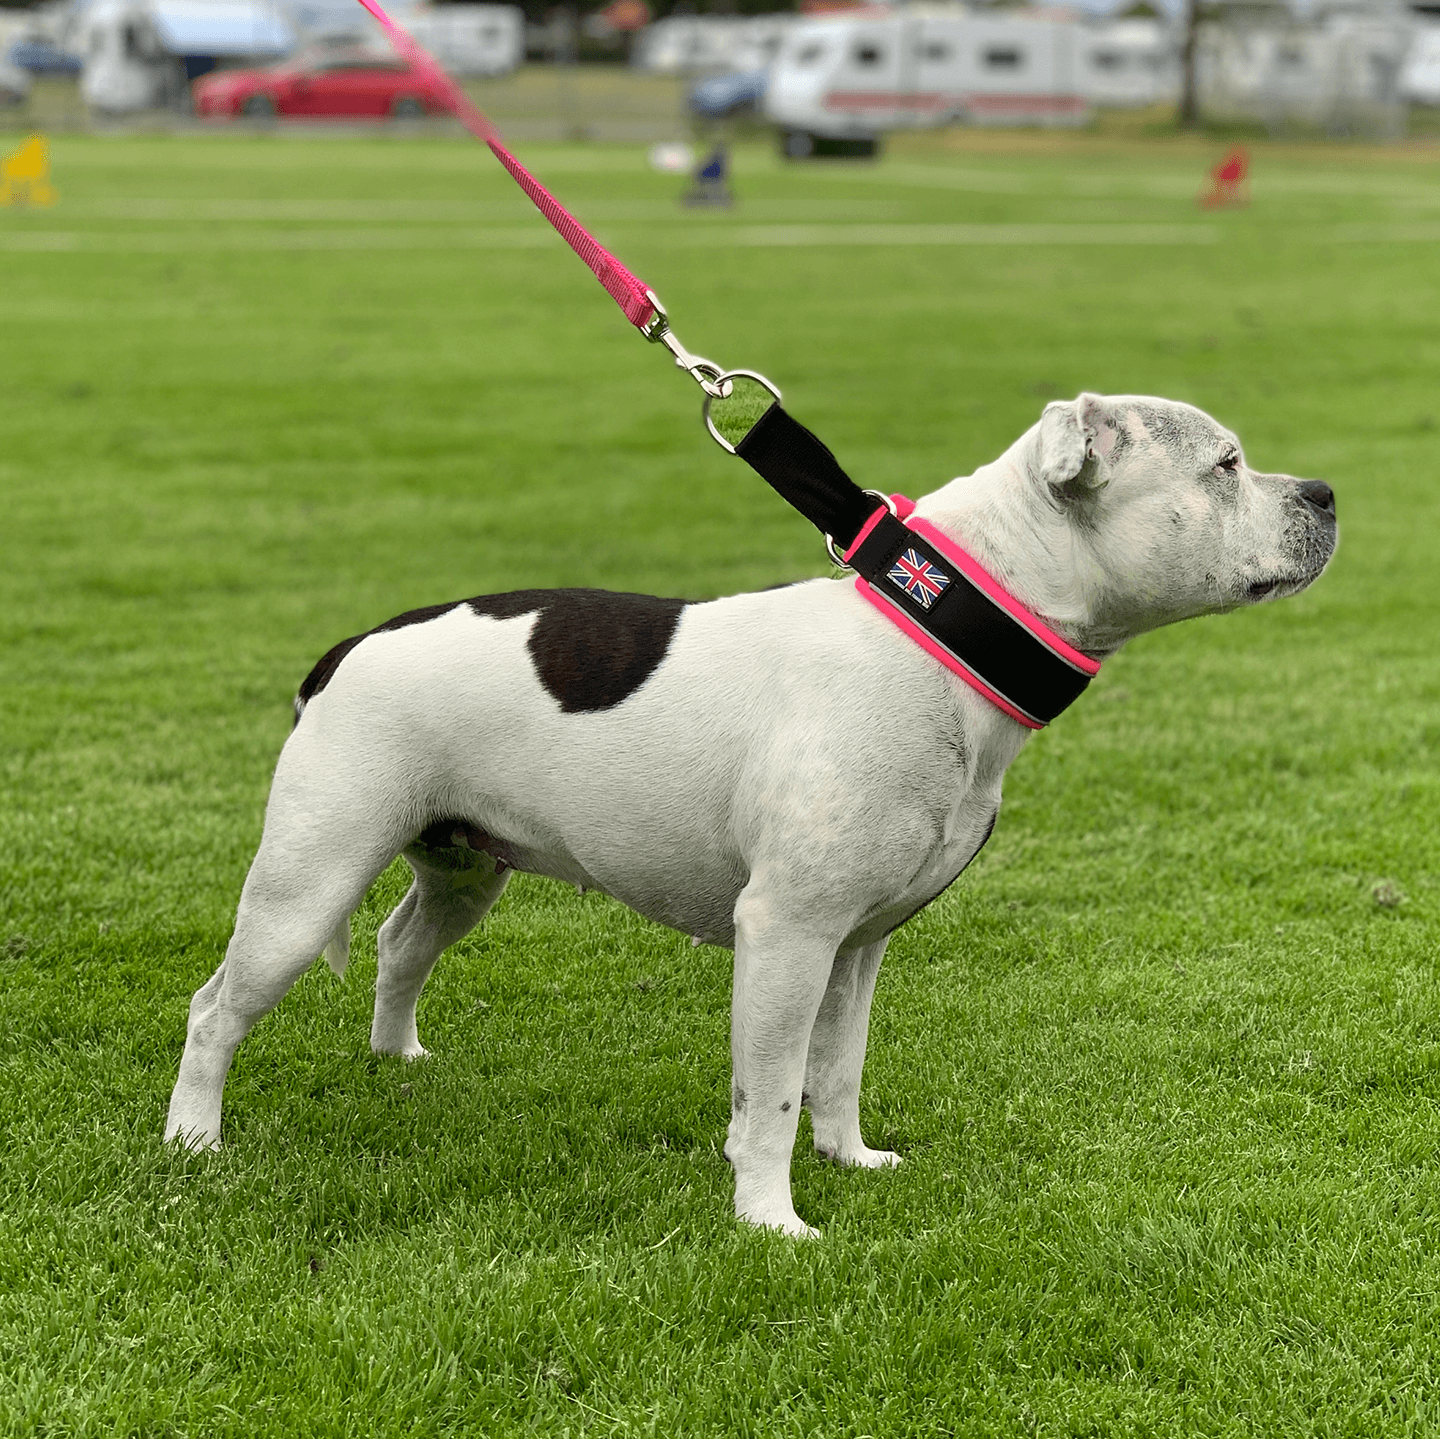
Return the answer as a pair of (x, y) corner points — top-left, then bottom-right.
(644, 289), (730, 399)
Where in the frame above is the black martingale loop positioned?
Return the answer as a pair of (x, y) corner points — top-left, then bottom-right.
(733, 405), (881, 555)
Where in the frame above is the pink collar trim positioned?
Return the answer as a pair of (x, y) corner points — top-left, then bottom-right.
(846, 495), (1100, 729)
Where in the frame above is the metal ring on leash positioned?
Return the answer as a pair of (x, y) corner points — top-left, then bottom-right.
(825, 490), (898, 570)
(702, 370), (783, 455)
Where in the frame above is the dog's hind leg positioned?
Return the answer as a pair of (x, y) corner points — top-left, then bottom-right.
(165, 758), (412, 1151)
(803, 937), (900, 1170)
(371, 842), (510, 1059)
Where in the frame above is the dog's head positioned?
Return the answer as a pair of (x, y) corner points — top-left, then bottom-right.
(925, 394), (1337, 654)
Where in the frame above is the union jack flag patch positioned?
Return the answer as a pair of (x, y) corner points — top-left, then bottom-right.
(887, 548), (951, 610)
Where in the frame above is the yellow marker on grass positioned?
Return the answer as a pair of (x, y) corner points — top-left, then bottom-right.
(1, 135), (59, 208)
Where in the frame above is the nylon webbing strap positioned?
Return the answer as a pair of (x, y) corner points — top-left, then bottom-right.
(346, 0), (1093, 728)
(734, 404), (881, 554)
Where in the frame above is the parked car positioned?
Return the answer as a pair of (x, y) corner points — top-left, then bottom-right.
(7, 36), (83, 75)
(193, 50), (454, 119)
(688, 67), (767, 119)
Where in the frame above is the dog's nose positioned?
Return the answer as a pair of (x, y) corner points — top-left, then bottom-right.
(1298, 480), (1335, 516)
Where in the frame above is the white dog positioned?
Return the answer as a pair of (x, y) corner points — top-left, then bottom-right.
(166, 394), (1337, 1236)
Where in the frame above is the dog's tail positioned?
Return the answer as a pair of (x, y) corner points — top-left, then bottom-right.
(324, 916), (352, 977)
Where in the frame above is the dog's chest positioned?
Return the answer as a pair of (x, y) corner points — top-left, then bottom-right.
(841, 793), (1001, 949)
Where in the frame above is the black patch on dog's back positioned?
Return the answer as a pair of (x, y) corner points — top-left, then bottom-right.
(520, 589), (687, 713)
(465, 591), (554, 623)
(294, 588), (687, 718)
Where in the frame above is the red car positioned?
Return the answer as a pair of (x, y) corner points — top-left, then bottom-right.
(193, 51), (454, 120)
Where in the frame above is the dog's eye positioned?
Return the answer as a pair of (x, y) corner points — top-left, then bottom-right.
(1213, 453), (1240, 477)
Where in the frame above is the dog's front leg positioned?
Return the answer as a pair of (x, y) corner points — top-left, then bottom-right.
(725, 883), (840, 1237)
(804, 937), (900, 1170)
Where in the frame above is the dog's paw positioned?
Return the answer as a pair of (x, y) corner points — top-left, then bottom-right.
(854, 1146), (902, 1170)
(372, 1040), (430, 1061)
(817, 1142), (901, 1169)
(164, 1122), (221, 1153)
(739, 1206), (819, 1239)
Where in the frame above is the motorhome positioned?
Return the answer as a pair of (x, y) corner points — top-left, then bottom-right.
(633, 14), (794, 76)
(80, 0), (294, 112)
(764, 6), (1089, 151)
(1079, 17), (1179, 109)
(394, 4), (523, 76)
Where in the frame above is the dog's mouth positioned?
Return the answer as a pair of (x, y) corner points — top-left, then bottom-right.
(1246, 577), (1284, 602)
(1244, 526), (1337, 605)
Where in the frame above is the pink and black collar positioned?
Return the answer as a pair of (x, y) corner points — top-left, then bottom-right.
(733, 403), (1100, 728)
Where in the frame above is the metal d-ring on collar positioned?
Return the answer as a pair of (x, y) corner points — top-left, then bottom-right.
(825, 490), (898, 570)
(703, 369), (783, 455)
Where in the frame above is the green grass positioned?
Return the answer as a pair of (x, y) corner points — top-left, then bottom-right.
(2, 127), (1440, 1436)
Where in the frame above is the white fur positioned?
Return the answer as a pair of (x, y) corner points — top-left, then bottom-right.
(165, 395), (1336, 1236)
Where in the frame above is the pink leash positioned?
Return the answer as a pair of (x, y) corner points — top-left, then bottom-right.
(351, 0), (658, 330)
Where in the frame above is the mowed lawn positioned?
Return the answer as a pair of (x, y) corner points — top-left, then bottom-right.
(2, 127), (1439, 1436)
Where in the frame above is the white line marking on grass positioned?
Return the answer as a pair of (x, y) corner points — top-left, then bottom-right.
(804, 160), (1440, 202)
(57, 196), (905, 222)
(856, 162), (1035, 194)
(676, 222), (1219, 246)
(0, 222), (1216, 252)
(1328, 223), (1440, 242)
(0, 227), (562, 251)
(10, 220), (1438, 252)
(41, 142), (497, 173)
(64, 198), (534, 221)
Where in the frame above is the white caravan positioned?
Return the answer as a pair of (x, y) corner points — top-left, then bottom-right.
(392, 4), (523, 76)
(278, 0), (519, 71)
(0, 53), (30, 107)
(1079, 17), (1179, 109)
(764, 7), (1089, 144)
(1197, 9), (1411, 135)
(0, 13), (34, 104)
(633, 14), (794, 76)
(280, 0), (398, 44)
(77, 0), (518, 112)
(80, 0), (293, 113)
(1400, 19), (1440, 104)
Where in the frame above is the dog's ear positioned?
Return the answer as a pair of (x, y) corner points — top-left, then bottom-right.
(1034, 394), (1118, 502)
